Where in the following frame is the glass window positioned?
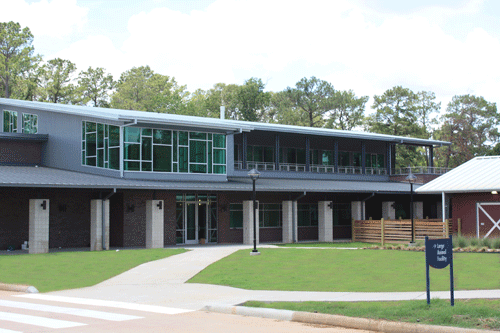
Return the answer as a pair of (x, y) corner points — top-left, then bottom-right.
(179, 131), (188, 145)
(322, 151), (333, 165)
(153, 145), (172, 172)
(22, 113), (38, 134)
(296, 149), (306, 164)
(298, 204), (319, 226)
(124, 127), (140, 143)
(332, 204), (351, 226)
(190, 132), (206, 140)
(259, 203), (282, 227)
(264, 147), (274, 163)
(190, 140), (206, 163)
(377, 154), (385, 168)
(339, 152), (350, 166)
(213, 134), (226, 148)
(353, 152), (362, 167)
(3, 111), (18, 133)
(230, 204), (243, 228)
(153, 129), (171, 145)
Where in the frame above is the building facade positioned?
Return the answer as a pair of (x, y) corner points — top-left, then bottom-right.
(0, 98), (449, 252)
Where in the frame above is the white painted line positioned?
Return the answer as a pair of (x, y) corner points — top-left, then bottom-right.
(0, 311), (85, 329)
(0, 300), (142, 321)
(16, 295), (193, 315)
(0, 328), (23, 333)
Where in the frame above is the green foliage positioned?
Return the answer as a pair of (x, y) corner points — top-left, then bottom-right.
(470, 237), (479, 247)
(234, 77), (271, 122)
(0, 21), (38, 99)
(434, 94), (499, 168)
(268, 90), (309, 126)
(480, 237), (492, 249)
(246, 299), (500, 330)
(39, 58), (78, 104)
(284, 76), (336, 127)
(326, 89), (368, 130)
(111, 65), (188, 113)
(77, 66), (115, 107)
(492, 238), (500, 249)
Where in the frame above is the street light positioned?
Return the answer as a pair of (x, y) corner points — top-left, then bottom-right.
(248, 168), (261, 255)
(406, 166), (417, 245)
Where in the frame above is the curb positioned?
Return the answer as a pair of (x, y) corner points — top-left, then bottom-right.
(0, 283), (38, 293)
(203, 304), (497, 333)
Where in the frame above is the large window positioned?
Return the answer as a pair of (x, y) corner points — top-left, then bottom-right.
(82, 121), (120, 170)
(3, 110), (17, 132)
(332, 203), (351, 226)
(247, 145), (274, 163)
(280, 148), (306, 164)
(123, 127), (226, 174)
(229, 203), (243, 228)
(22, 113), (38, 134)
(298, 204), (318, 226)
(259, 203), (282, 227)
(366, 153), (385, 168)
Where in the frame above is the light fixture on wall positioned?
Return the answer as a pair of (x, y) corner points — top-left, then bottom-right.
(492, 191), (498, 195)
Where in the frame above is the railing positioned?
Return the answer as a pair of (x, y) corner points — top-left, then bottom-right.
(338, 166), (363, 174)
(352, 218), (448, 245)
(365, 167), (388, 175)
(279, 163), (306, 172)
(234, 162), (387, 176)
(310, 164), (335, 173)
(247, 161), (276, 171)
(392, 166), (451, 175)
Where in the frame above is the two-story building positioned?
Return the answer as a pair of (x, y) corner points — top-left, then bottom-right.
(0, 98), (450, 253)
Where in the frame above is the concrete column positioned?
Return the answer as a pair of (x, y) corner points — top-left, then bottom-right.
(146, 200), (164, 249)
(414, 202), (423, 219)
(282, 201), (297, 243)
(351, 201), (364, 220)
(91, 199), (109, 251)
(243, 200), (259, 245)
(382, 201), (395, 220)
(29, 199), (49, 254)
(318, 201), (333, 242)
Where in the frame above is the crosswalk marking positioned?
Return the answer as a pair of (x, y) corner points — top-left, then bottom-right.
(0, 311), (85, 329)
(0, 328), (22, 333)
(0, 300), (142, 321)
(16, 294), (193, 315)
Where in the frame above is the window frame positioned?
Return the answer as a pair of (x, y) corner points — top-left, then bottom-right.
(3, 110), (18, 133)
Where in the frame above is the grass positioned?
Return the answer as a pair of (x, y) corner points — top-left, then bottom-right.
(244, 299), (500, 331)
(0, 248), (186, 292)
(188, 248), (500, 292)
(276, 242), (383, 248)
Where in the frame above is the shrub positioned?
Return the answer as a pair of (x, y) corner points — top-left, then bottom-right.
(481, 237), (492, 249)
(492, 238), (500, 249)
(457, 235), (468, 248)
(470, 237), (479, 247)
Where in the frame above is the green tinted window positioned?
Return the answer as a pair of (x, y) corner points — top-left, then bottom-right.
(190, 132), (206, 140)
(109, 126), (120, 147)
(190, 140), (206, 163)
(153, 129), (171, 144)
(179, 131), (188, 145)
(125, 143), (140, 160)
(142, 137), (152, 161)
(153, 145), (171, 172)
(230, 204), (243, 228)
(213, 134), (225, 148)
(124, 127), (140, 143)
(179, 147), (188, 172)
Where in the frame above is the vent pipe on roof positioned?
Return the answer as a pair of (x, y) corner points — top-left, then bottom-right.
(220, 106), (225, 120)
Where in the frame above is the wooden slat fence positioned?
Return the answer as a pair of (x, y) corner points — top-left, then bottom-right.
(352, 219), (449, 245)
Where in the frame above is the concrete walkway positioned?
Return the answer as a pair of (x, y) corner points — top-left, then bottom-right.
(47, 245), (500, 311)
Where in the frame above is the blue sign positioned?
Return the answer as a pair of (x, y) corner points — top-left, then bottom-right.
(425, 236), (454, 306)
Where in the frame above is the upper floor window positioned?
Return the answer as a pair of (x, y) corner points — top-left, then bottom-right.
(366, 153), (385, 169)
(22, 113), (38, 134)
(82, 121), (120, 170)
(3, 110), (17, 132)
(298, 204), (319, 226)
(123, 127), (226, 174)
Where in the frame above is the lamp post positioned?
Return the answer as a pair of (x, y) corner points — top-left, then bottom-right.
(406, 166), (417, 245)
(248, 168), (260, 255)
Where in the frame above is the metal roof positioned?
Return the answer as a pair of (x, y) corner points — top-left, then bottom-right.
(0, 166), (419, 193)
(416, 156), (500, 194)
(0, 98), (450, 146)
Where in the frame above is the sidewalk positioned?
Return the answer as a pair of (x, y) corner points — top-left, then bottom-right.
(45, 244), (500, 310)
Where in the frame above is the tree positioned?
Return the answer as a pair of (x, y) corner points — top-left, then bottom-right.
(268, 90), (309, 126)
(111, 66), (188, 113)
(366, 86), (428, 168)
(284, 76), (336, 127)
(0, 21), (37, 98)
(326, 90), (367, 130)
(234, 77), (271, 122)
(77, 66), (115, 107)
(434, 95), (499, 168)
(39, 58), (78, 104)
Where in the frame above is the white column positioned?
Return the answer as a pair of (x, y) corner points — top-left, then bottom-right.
(318, 201), (333, 242)
(91, 200), (109, 251)
(146, 200), (164, 249)
(414, 202), (424, 219)
(351, 201), (364, 220)
(282, 201), (297, 243)
(243, 200), (259, 245)
(29, 199), (49, 254)
(382, 201), (396, 220)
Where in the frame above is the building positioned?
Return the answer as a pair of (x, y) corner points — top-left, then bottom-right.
(0, 98), (450, 253)
(416, 156), (500, 238)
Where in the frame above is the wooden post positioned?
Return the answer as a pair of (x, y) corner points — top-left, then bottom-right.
(352, 218), (356, 242)
(381, 218), (385, 246)
(458, 218), (461, 236)
(445, 219), (449, 237)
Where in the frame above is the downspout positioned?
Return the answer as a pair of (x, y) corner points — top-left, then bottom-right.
(442, 191), (446, 224)
(361, 193), (375, 220)
(292, 191), (306, 243)
(102, 188), (116, 250)
(120, 119), (138, 178)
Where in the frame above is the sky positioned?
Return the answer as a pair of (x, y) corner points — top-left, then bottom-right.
(2, 0), (500, 114)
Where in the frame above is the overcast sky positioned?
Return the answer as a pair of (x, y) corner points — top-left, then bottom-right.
(2, 0), (500, 113)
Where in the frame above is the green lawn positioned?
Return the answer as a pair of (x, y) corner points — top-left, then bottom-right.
(0, 248), (186, 292)
(245, 299), (500, 331)
(188, 248), (500, 292)
(276, 242), (382, 248)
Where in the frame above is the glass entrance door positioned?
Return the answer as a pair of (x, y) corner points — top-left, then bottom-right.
(185, 203), (197, 244)
(176, 194), (218, 244)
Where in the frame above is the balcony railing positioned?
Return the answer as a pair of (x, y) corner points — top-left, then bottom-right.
(392, 166), (451, 175)
(247, 161), (276, 171)
(279, 163), (306, 172)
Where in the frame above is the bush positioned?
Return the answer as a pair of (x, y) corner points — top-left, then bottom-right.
(457, 235), (468, 248)
(492, 238), (500, 249)
(470, 237), (479, 247)
(481, 237), (492, 249)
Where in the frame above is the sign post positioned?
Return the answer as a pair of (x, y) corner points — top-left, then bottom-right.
(425, 235), (454, 306)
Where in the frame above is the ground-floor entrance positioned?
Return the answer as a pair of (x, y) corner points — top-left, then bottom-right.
(176, 194), (218, 244)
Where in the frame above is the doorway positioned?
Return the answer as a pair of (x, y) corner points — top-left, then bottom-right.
(176, 194), (218, 244)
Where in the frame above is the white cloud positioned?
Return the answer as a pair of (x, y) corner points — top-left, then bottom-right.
(0, 0), (88, 38)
